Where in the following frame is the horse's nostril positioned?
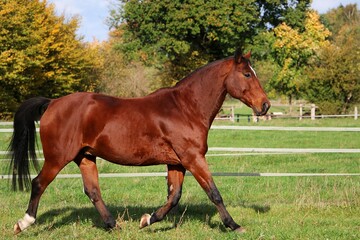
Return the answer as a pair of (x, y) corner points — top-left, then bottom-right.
(262, 102), (270, 113)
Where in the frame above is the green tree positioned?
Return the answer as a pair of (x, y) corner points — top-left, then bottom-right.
(303, 4), (360, 114)
(267, 11), (331, 104)
(109, 0), (311, 84)
(256, 0), (310, 30)
(321, 4), (359, 38)
(0, 0), (100, 117)
(98, 29), (155, 97)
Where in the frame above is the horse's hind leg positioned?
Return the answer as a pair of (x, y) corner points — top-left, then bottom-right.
(14, 160), (65, 234)
(140, 164), (185, 229)
(75, 156), (116, 229)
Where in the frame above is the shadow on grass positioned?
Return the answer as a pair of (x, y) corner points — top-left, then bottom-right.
(242, 203), (271, 213)
(37, 202), (270, 233)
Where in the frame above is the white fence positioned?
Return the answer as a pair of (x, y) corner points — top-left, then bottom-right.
(215, 105), (359, 122)
(1, 125), (359, 178)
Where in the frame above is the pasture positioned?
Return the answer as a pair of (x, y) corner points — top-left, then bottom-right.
(0, 118), (359, 239)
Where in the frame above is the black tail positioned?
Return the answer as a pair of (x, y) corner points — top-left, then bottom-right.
(8, 97), (51, 191)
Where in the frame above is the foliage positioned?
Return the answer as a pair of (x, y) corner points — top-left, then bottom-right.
(1, 0), (357, 117)
(266, 11), (331, 104)
(303, 4), (360, 114)
(115, 0), (259, 58)
(109, 0), (311, 83)
(98, 30), (155, 97)
(0, 0), (101, 118)
(321, 4), (360, 38)
(256, 0), (311, 30)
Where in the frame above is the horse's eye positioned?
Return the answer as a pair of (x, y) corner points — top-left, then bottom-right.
(244, 73), (251, 78)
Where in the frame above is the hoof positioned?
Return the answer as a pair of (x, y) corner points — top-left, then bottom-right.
(105, 219), (117, 230)
(13, 223), (21, 235)
(139, 214), (151, 229)
(234, 227), (246, 233)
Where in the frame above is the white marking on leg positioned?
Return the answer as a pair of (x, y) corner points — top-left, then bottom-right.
(147, 214), (152, 226)
(17, 213), (35, 231)
(139, 213), (151, 229)
(169, 184), (174, 192)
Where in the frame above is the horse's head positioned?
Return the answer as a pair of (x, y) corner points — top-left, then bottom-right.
(225, 50), (270, 116)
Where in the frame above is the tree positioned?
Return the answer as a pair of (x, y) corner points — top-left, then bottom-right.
(0, 0), (100, 117)
(267, 10), (331, 104)
(109, 0), (311, 84)
(256, 0), (311, 30)
(321, 4), (359, 38)
(98, 29), (155, 97)
(303, 4), (360, 114)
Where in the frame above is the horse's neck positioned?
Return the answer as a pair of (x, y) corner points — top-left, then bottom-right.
(175, 59), (232, 128)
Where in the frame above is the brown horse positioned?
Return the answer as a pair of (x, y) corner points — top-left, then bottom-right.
(9, 50), (270, 234)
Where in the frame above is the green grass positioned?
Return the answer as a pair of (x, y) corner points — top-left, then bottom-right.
(0, 175), (359, 239)
(0, 118), (359, 239)
(213, 117), (360, 127)
(208, 129), (360, 149)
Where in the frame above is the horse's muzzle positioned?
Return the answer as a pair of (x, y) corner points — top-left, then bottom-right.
(255, 101), (270, 116)
(262, 101), (270, 114)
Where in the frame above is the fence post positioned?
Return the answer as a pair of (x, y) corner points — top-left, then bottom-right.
(252, 113), (259, 123)
(230, 106), (235, 122)
(355, 106), (358, 120)
(311, 104), (316, 120)
(299, 104), (303, 120)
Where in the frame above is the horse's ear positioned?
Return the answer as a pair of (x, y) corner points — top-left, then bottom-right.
(234, 48), (251, 64)
(234, 48), (243, 64)
(243, 51), (251, 60)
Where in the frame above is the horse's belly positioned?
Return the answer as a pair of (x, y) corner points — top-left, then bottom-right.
(85, 116), (182, 166)
(93, 143), (181, 166)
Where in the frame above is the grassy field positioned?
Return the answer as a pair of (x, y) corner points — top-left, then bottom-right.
(0, 118), (359, 239)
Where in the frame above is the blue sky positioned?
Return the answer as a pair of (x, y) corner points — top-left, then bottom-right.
(48, 0), (359, 42)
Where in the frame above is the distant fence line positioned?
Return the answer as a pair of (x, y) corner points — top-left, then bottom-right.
(216, 105), (359, 122)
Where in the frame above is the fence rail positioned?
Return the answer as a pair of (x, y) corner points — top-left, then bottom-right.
(2, 172), (360, 180)
(1, 125), (359, 178)
(211, 126), (360, 132)
(208, 147), (360, 153)
(215, 105), (359, 122)
(2, 125), (360, 133)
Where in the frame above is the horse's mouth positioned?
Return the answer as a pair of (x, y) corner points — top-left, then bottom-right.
(253, 102), (270, 116)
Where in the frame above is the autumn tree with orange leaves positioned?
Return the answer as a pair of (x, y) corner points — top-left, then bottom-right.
(267, 10), (331, 105)
(0, 0), (101, 117)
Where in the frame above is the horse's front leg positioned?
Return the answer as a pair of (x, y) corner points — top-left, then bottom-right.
(184, 155), (245, 233)
(140, 164), (185, 228)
